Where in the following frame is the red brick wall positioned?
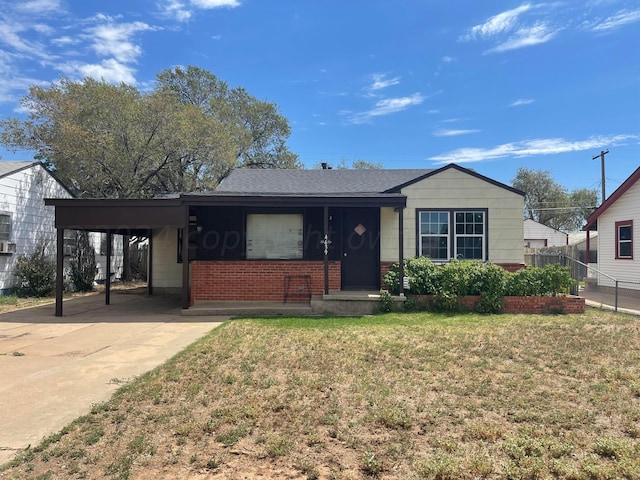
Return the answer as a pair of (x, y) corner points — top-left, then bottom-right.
(191, 261), (341, 302)
(496, 262), (526, 272)
(411, 294), (585, 314)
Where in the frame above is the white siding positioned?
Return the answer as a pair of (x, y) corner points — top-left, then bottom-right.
(380, 167), (524, 264)
(151, 227), (182, 289)
(524, 219), (567, 247)
(90, 233), (124, 282)
(0, 165), (72, 291)
(596, 180), (640, 290)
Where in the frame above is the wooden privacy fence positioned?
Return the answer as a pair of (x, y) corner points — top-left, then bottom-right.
(524, 245), (584, 295)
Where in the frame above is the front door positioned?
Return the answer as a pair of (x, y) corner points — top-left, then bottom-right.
(341, 208), (380, 290)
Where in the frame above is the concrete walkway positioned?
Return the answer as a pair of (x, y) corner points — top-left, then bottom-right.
(0, 291), (227, 465)
(580, 287), (640, 316)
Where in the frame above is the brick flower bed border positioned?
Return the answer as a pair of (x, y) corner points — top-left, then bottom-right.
(409, 295), (585, 314)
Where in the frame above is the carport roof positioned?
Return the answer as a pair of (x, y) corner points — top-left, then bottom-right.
(45, 191), (406, 232)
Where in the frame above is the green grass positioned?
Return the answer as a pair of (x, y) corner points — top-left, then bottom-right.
(2, 309), (639, 479)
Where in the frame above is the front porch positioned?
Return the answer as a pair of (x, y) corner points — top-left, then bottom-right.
(184, 290), (406, 316)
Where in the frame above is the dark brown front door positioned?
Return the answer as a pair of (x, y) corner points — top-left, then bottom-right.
(341, 208), (380, 290)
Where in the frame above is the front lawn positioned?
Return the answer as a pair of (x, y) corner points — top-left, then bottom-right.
(2, 310), (639, 479)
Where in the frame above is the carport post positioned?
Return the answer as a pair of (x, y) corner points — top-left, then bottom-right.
(182, 208), (190, 309)
(147, 229), (153, 296)
(323, 205), (329, 295)
(55, 228), (64, 317)
(396, 207), (405, 295)
(105, 231), (112, 305)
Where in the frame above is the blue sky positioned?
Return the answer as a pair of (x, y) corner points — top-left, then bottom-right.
(0, 0), (638, 195)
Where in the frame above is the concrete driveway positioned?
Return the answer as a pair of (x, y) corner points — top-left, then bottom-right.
(0, 290), (226, 465)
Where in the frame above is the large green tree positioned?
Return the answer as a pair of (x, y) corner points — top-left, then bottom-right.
(0, 67), (300, 279)
(511, 167), (598, 231)
(0, 66), (300, 198)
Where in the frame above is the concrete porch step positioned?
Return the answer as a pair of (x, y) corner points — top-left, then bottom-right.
(182, 301), (313, 316)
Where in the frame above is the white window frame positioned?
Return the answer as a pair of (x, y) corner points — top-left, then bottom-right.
(417, 209), (487, 261)
(0, 213), (11, 242)
(418, 211), (450, 262)
(454, 210), (486, 261)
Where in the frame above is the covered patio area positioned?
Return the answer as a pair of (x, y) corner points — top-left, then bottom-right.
(45, 192), (408, 316)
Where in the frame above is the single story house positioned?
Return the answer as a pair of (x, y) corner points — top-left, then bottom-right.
(583, 165), (640, 294)
(0, 160), (123, 294)
(45, 163), (525, 315)
(524, 219), (568, 248)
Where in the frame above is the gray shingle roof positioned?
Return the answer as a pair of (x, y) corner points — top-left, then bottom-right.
(0, 161), (39, 178)
(216, 168), (435, 194)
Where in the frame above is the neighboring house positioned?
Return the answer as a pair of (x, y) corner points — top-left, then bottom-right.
(45, 163), (525, 314)
(568, 231), (598, 265)
(0, 160), (122, 294)
(583, 166), (640, 293)
(524, 219), (568, 248)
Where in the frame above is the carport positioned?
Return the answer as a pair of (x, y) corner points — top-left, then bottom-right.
(46, 192), (408, 316)
(45, 197), (190, 316)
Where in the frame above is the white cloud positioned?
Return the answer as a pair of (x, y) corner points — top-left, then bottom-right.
(52, 35), (79, 46)
(158, 0), (240, 21)
(87, 20), (156, 64)
(59, 59), (137, 84)
(0, 22), (52, 60)
(15, 0), (62, 14)
(364, 73), (401, 97)
(433, 129), (480, 137)
(159, 0), (193, 21)
(487, 22), (559, 53)
(191, 0), (241, 8)
(349, 93), (424, 124)
(511, 98), (534, 106)
(460, 4), (559, 53)
(591, 9), (640, 31)
(429, 135), (639, 164)
(460, 4), (531, 41)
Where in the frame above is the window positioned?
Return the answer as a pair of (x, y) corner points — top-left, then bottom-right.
(417, 209), (487, 261)
(0, 213), (11, 242)
(419, 211), (449, 261)
(63, 230), (78, 256)
(615, 220), (633, 259)
(455, 211), (485, 260)
(246, 214), (303, 259)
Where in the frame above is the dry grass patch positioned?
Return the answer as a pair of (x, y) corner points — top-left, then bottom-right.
(1, 309), (639, 479)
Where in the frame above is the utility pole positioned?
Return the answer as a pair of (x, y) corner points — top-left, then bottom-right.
(592, 150), (609, 203)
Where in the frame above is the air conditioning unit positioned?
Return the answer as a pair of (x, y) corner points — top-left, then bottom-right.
(0, 241), (16, 254)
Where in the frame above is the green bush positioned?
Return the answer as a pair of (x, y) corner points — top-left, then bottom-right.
(383, 258), (573, 313)
(504, 265), (573, 297)
(13, 240), (56, 297)
(68, 231), (97, 292)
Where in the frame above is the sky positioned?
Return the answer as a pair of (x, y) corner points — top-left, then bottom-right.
(0, 0), (638, 198)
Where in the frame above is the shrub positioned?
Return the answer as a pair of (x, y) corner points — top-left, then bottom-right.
(13, 239), (56, 297)
(504, 265), (573, 297)
(384, 258), (574, 313)
(68, 230), (97, 292)
(383, 256), (439, 295)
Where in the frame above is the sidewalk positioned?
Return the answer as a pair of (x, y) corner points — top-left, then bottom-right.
(579, 287), (640, 316)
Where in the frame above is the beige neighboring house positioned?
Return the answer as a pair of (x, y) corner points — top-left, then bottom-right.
(583, 166), (640, 294)
(524, 219), (568, 248)
(46, 163), (525, 312)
